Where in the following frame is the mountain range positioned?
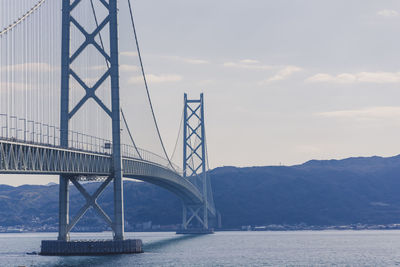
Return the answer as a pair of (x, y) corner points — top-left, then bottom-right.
(1, 154), (400, 231)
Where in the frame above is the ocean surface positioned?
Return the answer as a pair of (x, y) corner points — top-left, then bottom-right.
(1, 230), (400, 266)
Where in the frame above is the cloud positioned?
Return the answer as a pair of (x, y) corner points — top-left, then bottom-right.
(306, 73), (355, 83)
(88, 65), (106, 71)
(0, 62), (56, 72)
(121, 51), (138, 57)
(223, 60), (274, 70)
(70, 77), (102, 87)
(182, 58), (209, 64)
(163, 56), (209, 64)
(120, 64), (139, 72)
(378, 9), (398, 18)
(121, 54), (209, 64)
(0, 82), (27, 91)
(316, 106), (400, 120)
(240, 59), (260, 64)
(265, 66), (303, 82)
(224, 61), (302, 83)
(306, 72), (400, 84)
(87, 64), (139, 72)
(128, 74), (182, 84)
(196, 79), (214, 86)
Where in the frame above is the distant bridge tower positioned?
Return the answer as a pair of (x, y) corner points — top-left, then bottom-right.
(58, 0), (125, 242)
(180, 93), (215, 233)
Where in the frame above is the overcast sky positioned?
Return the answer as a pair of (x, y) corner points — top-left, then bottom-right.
(124, 0), (400, 166)
(5, 0), (400, 185)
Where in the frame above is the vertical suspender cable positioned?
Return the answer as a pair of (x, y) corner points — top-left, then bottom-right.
(90, 0), (109, 69)
(121, 109), (142, 159)
(170, 108), (184, 162)
(91, 0), (142, 159)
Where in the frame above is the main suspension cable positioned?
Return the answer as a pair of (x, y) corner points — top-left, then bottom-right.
(127, 0), (176, 172)
(0, 0), (46, 36)
(90, 0), (109, 69)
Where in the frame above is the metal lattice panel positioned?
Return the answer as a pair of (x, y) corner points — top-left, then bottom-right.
(0, 140), (111, 175)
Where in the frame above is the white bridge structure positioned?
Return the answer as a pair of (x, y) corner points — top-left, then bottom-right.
(0, 0), (217, 251)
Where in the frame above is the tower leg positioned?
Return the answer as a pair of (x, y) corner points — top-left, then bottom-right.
(109, 0), (125, 241)
(113, 175), (124, 240)
(182, 203), (188, 230)
(177, 203), (213, 234)
(203, 204), (208, 229)
(58, 175), (69, 241)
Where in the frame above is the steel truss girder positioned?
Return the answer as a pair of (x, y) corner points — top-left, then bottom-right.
(0, 139), (214, 213)
(0, 140), (111, 175)
(123, 158), (203, 204)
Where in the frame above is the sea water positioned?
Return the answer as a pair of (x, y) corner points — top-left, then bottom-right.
(1, 230), (400, 266)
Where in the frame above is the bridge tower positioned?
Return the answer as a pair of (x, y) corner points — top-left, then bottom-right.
(42, 0), (142, 254)
(179, 93), (215, 234)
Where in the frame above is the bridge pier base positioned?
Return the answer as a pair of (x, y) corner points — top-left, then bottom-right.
(40, 239), (142, 256)
(178, 203), (214, 234)
(176, 228), (214, 235)
(41, 176), (143, 256)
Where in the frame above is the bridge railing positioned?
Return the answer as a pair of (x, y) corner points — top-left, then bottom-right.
(0, 114), (182, 174)
(0, 114), (111, 154)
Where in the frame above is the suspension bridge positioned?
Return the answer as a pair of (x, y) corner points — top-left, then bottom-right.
(0, 0), (218, 255)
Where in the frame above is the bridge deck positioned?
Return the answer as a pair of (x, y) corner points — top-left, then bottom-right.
(0, 139), (216, 215)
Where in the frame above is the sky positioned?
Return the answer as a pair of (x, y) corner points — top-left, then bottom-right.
(124, 0), (400, 166)
(4, 0), (400, 185)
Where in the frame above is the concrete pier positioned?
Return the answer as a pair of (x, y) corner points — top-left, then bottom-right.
(40, 239), (143, 256)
